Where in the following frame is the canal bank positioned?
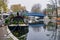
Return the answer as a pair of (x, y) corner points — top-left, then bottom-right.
(0, 23), (60, 40)
(0, 26), (18, 40)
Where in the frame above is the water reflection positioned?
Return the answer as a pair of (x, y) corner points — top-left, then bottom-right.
(26, 22), (57, 40)
(29, 24), (45, 32)
(32, 26), (41, 32)
(8, 22), (60, 40)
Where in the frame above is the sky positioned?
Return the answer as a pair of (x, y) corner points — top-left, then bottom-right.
(8, 0), (49, 11)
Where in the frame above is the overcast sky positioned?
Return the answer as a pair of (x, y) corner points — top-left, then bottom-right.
(8, 0), (49, 11)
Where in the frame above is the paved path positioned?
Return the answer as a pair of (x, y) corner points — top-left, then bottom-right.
(0, 26), (8, 40)
(0, 26), (18, 40)
(6, 26), (18, 40)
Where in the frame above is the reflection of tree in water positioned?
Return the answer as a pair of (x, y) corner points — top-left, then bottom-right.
(45, 22), (57, 40)
(46, 22), (56, 31)
(47, 22), (56, 27)
(31, 24), (46, 32)
(58, 31), (60, 40)
(43, 24), (46, 29)
(32, 27), (40, 32)
(8, 26), (28, 40)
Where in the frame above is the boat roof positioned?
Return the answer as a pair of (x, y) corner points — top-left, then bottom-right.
(0, 13), (10, 15)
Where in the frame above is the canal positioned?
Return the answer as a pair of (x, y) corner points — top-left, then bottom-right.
(8, 22), (60, 40)
(26, 23), (56, 40)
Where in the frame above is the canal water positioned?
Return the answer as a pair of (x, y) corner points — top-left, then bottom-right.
(26, 23), (56, 40)
(8, 22), (60, 40)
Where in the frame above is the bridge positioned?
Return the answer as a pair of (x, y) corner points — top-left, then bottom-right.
(23, 12), (45, 17)
(23, 12), (46, 23)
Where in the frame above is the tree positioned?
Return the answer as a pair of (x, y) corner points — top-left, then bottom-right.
(0, 0), (8, 13)
(50, 0), (58, 16)
(31, 4), (41, 13)
(46, 3), (57, 17)
(31, 4), (41, 22)
(2, 3), (8, 12)
(49, 0), (58, 32)
(11, 4), (26, 12)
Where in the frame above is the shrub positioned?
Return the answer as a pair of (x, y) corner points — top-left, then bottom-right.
(5, 18), (10, 25)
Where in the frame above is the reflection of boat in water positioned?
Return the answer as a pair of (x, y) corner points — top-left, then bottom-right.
(30, 24), (45, 32)
(29, 24), (45, 27)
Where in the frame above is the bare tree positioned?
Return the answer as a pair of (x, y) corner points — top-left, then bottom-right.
(31, 4), (41, 13)
(50, 0), (58, 40)
(50, 0), (58, 17)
